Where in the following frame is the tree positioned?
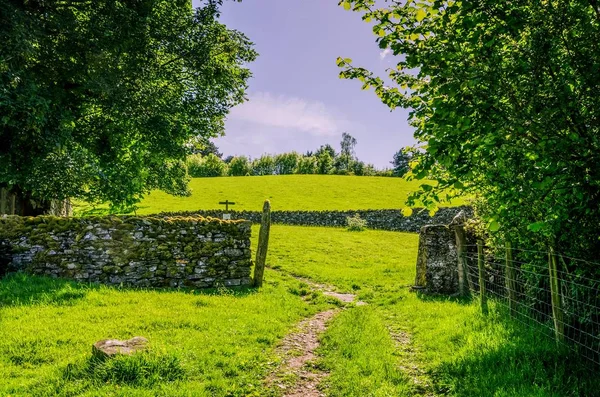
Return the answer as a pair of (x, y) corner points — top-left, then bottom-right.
(391, 149), (412, 177)
(339, 132), (357, 171)
(337, 1), (600, 261)
(274, 152), (299, 175)
(186, 153), (226, 177)
(315, 144), (336, 159)
(0, 0), (256, 213)
(316, 150), (334, 174)
(252, 155), (276, 176)
(193, 141), (222, 159)
(295, 156), (317, 174)
(228, 156), (251, 176)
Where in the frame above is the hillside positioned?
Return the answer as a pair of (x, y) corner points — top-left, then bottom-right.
(125, 175), (466, 214)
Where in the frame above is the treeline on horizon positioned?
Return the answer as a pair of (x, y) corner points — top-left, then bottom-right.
(188, 133), (412, 178)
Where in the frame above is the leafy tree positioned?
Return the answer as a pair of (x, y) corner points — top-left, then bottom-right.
(339, 132), (357, 171)
(227, 156), (251, 176)
(316, 150), (334, 175)
(193, 141), (222, 159)
(315, 144), (336, 159)
(0, 0), (256, 213)
(252, 155), (276, 176)
(391, 149), (412, 177)
(223, 155), (235, 164)
(274, 152), (299, 175)
(186, 153), (226, 177)
(337, 1), (600, 261)
(295, 155), (317, 174)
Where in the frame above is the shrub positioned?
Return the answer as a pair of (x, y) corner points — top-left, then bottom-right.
(252, 154), (276, 176)
(227, 156), (251, 176)
(274, 152), (299, 175)
(295, 155), (317, 174)
(186, 153), (226, 177)
(346, 214), (367, 231)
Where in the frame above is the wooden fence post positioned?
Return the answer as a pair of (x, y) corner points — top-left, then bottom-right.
(549, 247), (565, 344)
(253, 200), (271, 288)
(505, 241), (517, 316)
(454, 224), (469, 296)
(477, 240), (488, 315)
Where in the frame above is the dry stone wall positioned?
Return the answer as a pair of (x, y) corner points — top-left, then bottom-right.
(0, 215), (252, 288)
(158, 206), (473, 232)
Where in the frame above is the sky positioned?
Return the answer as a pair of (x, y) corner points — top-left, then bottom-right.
(192, 0), (416, 169)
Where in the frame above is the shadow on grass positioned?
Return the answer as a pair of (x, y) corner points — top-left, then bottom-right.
(0, 273), (96, 307)
(429, 312), (598, 396)
(415, 290), (474, 305)
(0, 273), (259, 307)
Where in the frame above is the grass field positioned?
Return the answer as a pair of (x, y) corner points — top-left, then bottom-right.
(1, 225), (594, 396)
(74, 175), (468, 215)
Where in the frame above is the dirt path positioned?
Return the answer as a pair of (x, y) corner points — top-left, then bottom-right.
(267, 309), (338, 397)
(267, 276), (364, 396)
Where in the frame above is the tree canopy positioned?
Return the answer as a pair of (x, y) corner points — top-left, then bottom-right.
(0, 0), (256, 210)
(338, 0), (600, 259)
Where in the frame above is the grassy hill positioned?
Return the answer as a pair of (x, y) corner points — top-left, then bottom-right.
(79, 175), (466, 215)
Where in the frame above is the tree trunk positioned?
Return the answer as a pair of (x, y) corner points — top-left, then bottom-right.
(0, 186), (69, 216)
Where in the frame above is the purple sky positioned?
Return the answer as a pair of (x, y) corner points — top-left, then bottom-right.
(192, 0), (416, 169)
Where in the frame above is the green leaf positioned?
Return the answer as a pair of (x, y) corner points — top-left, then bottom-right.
(527, 222), (545, 232)
(343, 58), (352, 64)
(415, 9), (427, 22)
(401, 207), (413, 217)
(488, 220), (500, 232)
(342, 1), (351, 11)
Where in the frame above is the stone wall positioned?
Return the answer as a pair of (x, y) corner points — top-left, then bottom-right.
(414, 225), (459, 294)
(158, 206), (473, 232)
(0, 215), (252, 288)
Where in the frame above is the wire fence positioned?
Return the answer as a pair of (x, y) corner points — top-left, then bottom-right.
(462, 243), (600, 366)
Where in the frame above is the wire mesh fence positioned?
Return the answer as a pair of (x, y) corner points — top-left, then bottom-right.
(462, 243), (600, 366)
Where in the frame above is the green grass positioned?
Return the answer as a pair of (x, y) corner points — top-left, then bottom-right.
(74, 175), (467, 215)
(0, 224), (595, 396)
(260, 225), (596, 397)
(0, 271), (334, 396)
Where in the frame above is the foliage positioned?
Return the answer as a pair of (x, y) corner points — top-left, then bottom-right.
(186, 153), (227, 178)
(316, 150), (334, 175)
(0, 0), (256, 210)
(337, 1), (600, 267)
(251, 154), (276, 176)
(346, 213), (367, 231)
(339, 132), (357, 171)
(295, 155), (318, 174)
(192, 141), (222, 159)
(274, 152), (300, 175)
(227, 155), (252, 176)
(391, 149), (412, 177)
(315, 144), (337, 159)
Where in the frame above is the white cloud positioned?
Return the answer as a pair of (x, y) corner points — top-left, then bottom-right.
(380, 48), (392, 60)
(228, 92), (346, 136)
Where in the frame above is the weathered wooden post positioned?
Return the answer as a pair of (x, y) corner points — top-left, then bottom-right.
(253, 200), (271, 287)
(477, 240), (488, 315)
(548, 247), (565, 344)
(505, 241), (517, 316)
